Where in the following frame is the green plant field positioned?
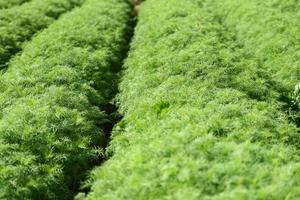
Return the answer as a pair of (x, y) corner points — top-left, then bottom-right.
(0, 0), (30, 9)
(0, 0), (131, 199)
(85, 0), (300, 199)
(209, 0), (300, 126)
(0, 0), (84, 68)
(0, 0), (299, 199)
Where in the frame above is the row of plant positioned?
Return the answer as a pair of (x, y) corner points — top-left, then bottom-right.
(0, 0), (132, 199)
(207, 0), (300, 127)
(0, 0), (84, 68)
(0, 0), (30, 9)
(85, 0), (300, 199)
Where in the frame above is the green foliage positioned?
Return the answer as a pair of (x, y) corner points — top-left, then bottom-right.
(0, 0), (30, 9)
(0, 0), (84, 68)
(86, 0), (300, 199)
(0, 0), (132, 199)
(291, 83), (300, 126)
(295, 84), (300, 106)
(206, 0), (300, 126)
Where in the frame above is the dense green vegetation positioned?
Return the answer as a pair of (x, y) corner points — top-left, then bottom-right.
(0, 0), (84, 68)
(209, 0), (300, 127)
(0, 0), (30, 9)
(0, 0), (132, 199)
(0, 0), (299, 199)
(85, 0), (300, 199)
(294, 83), (300, 123)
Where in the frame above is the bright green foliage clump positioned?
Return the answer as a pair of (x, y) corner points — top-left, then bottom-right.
(0, 0), (30, 9)
(86, 0), (300, 199)
(0, 0), (132, 199)
(295, 84), (300, 106)
(0, 0), (84, 68)
(207, 0), (300, 128)
(293, 83), (300, 125)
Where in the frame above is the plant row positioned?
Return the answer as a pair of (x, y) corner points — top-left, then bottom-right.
(207, 0), (300, 127)
(85, 0), (300, 199)
(0, 0), (84, 68)
(0, 0), (30, 9)
(0, 0), (132, 199)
